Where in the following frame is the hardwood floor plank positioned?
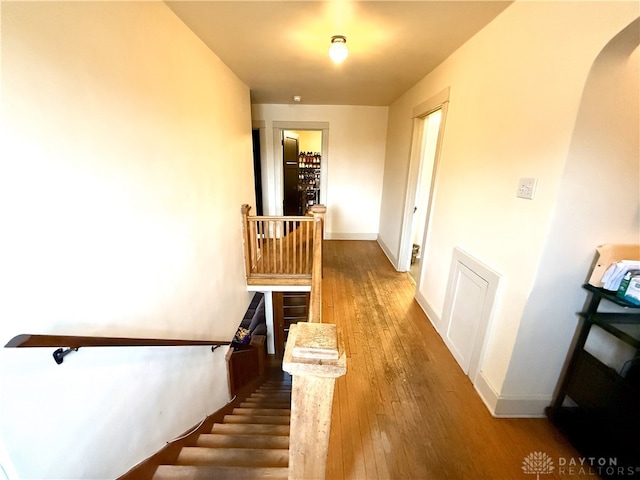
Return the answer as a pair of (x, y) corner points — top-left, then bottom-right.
(322, 240), (592, 480)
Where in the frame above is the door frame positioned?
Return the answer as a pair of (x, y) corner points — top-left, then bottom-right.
(398, 88), (450, 274)
(272, 121), (329, 216)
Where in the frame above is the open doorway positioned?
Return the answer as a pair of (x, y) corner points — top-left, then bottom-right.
(252, 129), (264, 216)
(398, 88), (449, 281)
(270, 121), (329, 217)
(282, 129), (323, 216)
(409, 110), (442, 282)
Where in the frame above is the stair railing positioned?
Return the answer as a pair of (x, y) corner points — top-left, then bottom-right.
(281, 205), (347, 480)
(4, 334), (229, 364)
(241, 204), (317, 286)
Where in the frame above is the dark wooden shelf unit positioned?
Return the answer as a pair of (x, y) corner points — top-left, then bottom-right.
(547, 285), (640, 472)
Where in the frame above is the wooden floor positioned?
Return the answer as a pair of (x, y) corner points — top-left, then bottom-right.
(321, 240), (594, 480)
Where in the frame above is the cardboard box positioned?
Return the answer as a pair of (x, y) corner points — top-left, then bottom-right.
(588, 244), (640, 287)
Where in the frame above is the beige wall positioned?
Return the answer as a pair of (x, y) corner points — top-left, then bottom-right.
(252, 104), (388, 239)
(0, 2), (254, 477)
(295, 130), (323, 153)
(378, 2), (639, 415)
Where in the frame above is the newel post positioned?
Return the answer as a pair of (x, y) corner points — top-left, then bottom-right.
(310, 204), (326, 278)
(283, 322), (346, 480)
(310, 204), (326, 237)
(241, 204), (252, 280)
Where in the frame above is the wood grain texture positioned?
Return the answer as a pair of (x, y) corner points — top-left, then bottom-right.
(323, 240), (588, 480)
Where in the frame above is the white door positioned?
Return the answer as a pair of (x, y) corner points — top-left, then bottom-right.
(441, 248), (500, 381)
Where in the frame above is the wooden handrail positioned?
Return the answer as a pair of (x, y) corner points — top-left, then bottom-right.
(5, 334), (230, 364)
(5, 334), (229, 349)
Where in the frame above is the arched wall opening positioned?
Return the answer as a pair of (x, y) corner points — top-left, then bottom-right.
(498, 17), (640, 415)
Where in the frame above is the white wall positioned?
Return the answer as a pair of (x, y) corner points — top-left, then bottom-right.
(499, 18), (640, 409)
(0, 2), (254, 478)
(251, 104), (388, 240)
(378, 2), (639, 414)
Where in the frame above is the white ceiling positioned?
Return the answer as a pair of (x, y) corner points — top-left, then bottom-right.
(166, 1), (512, 106)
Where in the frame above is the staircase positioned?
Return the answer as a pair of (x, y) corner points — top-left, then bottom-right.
(152, 377), (292, 480)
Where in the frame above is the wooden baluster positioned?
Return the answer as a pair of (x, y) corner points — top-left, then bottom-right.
(298, 221), (303, 274)
(292, 219), (297, 274)
(283, 322), (346, 480)
(249, 219), (257, 274)
(278, 220), (283, 274)
(255, 219), (261, 274)
(285, 220), (290, 274)
(305, 219), (311, 274)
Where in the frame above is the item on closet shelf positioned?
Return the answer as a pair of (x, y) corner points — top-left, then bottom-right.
(601, 260), (640, 291)
(617, 271), (640, 305)
(588, 244), (640, 288)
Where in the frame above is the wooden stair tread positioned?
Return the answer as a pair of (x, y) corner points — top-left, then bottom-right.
(244, 395), (290, 401)
(242, 398), (290, 405)
(176, 447), (288, 467)
(152, 465), (288, 480)
(211, 423), (290, 436)
(196, 433), (289, 449)
(232, 407), (291, 416)
(247, 396), (291, 403)
(239, 402), (291, 410)
(223, 414), (290, 425)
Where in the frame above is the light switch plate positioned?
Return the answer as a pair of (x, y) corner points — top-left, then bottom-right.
(517, 178), (537, 200)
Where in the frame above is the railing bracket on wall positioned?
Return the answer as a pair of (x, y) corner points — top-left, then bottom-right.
(211, 345), (222, 353)
(53, 347), (79, 365)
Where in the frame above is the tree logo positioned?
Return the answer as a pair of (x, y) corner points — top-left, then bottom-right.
(522, 451), (555, 479)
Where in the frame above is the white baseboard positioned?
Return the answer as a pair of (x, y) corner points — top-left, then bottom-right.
(413, 285), (550, 418)
(474, 371), (500, 414)
(413, 293), (550, 419)
(474, 371), (550, 418)
(326, 232), (377, 240)
(414, 290), (441, 331)
(376, 236), (398, 269)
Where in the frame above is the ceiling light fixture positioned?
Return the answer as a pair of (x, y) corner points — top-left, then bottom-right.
(329, 35), (348, 64)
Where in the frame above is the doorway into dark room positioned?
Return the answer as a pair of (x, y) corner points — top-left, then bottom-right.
(252, 128), (264, 216)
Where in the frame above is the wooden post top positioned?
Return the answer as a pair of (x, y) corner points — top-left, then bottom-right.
(283, 323), (346, 378)
(310, 204), (327, 215)
(241, 204), (252, 215)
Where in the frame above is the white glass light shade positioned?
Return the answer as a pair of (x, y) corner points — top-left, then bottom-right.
(329, 36), (348, 63)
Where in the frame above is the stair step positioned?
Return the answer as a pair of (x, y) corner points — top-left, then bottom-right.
(244, 397), (291, 405)
(239, 402), (291, 410)
(244, 394), (290, 401)
(196, 433), (289, 449)
(152, 465), (288, 479)
(243, 397), (290, 405)
(256, 388), (292, 394)
(211, 423), (290, 436)
(223, 414), (290, 425)
(249, 392), (290, 399)
(232, 408), (291, 417)
(176, 447), (288, 467)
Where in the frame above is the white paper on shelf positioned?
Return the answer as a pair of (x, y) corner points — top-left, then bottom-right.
(601, 260), (640, 291)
